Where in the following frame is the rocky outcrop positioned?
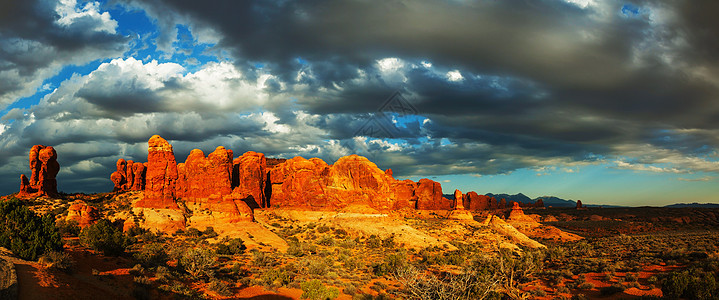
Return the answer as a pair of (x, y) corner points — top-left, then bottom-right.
(18, 145), (59, 198)
(576, 200), (583, 209)
(140, 135), (180, 210)
(508, 201), (535, 223)
(232, 151), (267, 208)
(66, 200), (100, 228)
(535, 198), (545, 208)
(415, 179), (452, 210)
(483, 214), (546, 248)
(464, 191), (490, 210)
(111, 159), (146, 192)
(448, 189), (474, 220)
(0, 257), (17, 300)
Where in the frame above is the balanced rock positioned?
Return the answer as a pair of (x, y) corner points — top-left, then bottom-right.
(19, 145), (60, 197)
(66, 200), (100, 228)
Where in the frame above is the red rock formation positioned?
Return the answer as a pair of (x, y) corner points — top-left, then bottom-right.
(112, 159), (147, 192)
(453, 189), (465, 210)
(19, 145), (59, 197)
(464, 192), (494, 211)
(535, 198), (545, 208)
(141, 135), (179, 209)
(499, 198), (507, 209)
(268, 156), (331, 209)
(415, 178), (452, 210)
(131, 163), (146, 190)
(267, 155), (430, 211)
(66, 200), (99, 228)
(176, 147), (234, 200)
(576, 200), (583, 209)
(232, 151), (267, 208)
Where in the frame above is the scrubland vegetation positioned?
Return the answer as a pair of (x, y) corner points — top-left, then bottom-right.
(2, 197), (719, 299)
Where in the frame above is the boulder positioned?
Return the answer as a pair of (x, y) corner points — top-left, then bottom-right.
(0, 257), (17, 300)
(66, 200), (100, 228)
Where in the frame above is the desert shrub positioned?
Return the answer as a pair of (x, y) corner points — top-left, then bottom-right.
(56, 219), (81, 237)
(317, 225), (331, 233)
(184, 227), (202, 237)
(287, 241), (314, 257)
(625, 272), (638, 282)
(179, 248), (216, 279)
(300, 279), (339, 300)
(129, 263), (145, 276)
(578, 282), (595, 290)
(373, 252), (407, 277)
(251, 249), (277, 267)
(366, 235), (381, 248)
(317, 236), (335, 246)
(134, 243), (168, 267)
(215, 238), (246, 255)
(209, 278), (232, 296)
(155, 266), (171, 283)
(261, 268), (294, 287)
(395, 264), (499, 300)
(39, 251), (74, 271)
(203, 227), (218, 238)
(0, 199), (63, 260)
(79, 219), (129, 256)
(334, 228), (348, 237)
(305, 257), (329, 276)
(382, 236), (395, 248)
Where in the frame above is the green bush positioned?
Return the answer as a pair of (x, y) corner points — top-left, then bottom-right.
(300, 279), (339, 300)
(79, 219), (129, 256)
(0, 199), (63, 260)
(56, 219), (81, 237)
(261, 268), (294, 287)
(215, 238), (246, 255)
(134, 243), (168, 267)
(208, 278), (232, 296)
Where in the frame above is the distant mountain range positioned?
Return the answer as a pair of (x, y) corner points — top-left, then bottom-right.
(664, 203), (719, 208)
(484, 193), (579, 207)
(449, 192), (719, 208)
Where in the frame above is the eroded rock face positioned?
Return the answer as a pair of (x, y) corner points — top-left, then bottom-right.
(232, 151), (267, 208)
(142, 135), (179, 209)
(66, 200), (100, 228)
(19, 145), (59, 197)
(453, 189), (465, 210)
(266, 155), (441, 211)
(464, 192), (494, 211)
(576, 200), (583, 209)
(415, 179), (452, 210)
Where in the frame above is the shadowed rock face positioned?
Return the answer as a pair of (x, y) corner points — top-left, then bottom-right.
(19, 145), (59, 198)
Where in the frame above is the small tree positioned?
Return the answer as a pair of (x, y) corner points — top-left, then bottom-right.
(0, 199), (62, 260)
(79, 219), (129, 256)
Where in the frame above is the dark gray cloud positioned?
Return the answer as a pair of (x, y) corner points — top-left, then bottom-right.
(0, 0), (129, 108)
(2, 0), (719, 196)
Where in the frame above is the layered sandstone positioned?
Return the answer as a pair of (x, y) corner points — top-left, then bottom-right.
(66, 200), (100, 228)
(18, 145), (60, 198)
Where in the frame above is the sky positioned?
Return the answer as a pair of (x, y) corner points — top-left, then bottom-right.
(1, 0), (719, 206)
